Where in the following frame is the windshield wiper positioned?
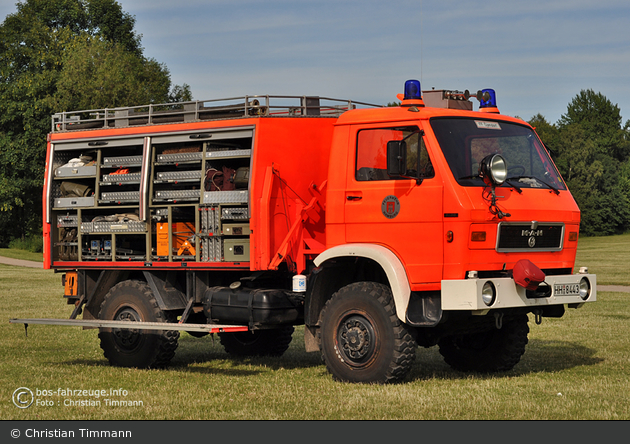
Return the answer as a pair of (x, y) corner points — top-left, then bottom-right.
(504, 180), (522, 194)
(506, 175), (560, 195)
(458, 174), (523, 193)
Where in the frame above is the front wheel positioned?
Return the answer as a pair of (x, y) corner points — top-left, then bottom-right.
(438, 314), (529, 372)
(319, 282), (416, 384)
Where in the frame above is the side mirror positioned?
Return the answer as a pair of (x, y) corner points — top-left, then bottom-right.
(386, 140), (406, 177)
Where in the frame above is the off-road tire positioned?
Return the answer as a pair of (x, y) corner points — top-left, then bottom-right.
(319, 282), (416, 384)
(438, 314), (529, 372)
(98, 280), (179, 368)
(218, 326), (294, 357)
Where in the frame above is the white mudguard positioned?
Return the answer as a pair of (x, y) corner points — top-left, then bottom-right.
(314, 244), (411, 322)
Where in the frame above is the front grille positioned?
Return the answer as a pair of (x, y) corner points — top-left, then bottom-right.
(496, 223), (564, 252)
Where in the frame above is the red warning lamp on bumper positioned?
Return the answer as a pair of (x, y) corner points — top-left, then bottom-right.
(513, 259), (546, 291)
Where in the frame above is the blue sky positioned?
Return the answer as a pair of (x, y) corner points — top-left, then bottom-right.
(2, 0), (630, 124)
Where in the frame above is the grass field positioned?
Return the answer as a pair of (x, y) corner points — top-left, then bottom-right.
(574, 233), (630, 285)
(0, 248), (43, 262)
(1, 235), (629, 420)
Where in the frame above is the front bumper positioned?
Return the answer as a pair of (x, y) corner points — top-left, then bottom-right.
(441, 272), (596, 313)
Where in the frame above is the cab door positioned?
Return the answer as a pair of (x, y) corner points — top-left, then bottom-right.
(344, 123), (443, 286)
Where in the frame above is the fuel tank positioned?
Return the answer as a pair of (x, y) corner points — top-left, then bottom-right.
(202, 284), (303, 327)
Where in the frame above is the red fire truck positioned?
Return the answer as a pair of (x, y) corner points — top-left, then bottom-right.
(12, 80), (596, 383)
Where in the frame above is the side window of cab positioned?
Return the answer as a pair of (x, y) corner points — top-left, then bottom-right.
(355, 126), (434, 181)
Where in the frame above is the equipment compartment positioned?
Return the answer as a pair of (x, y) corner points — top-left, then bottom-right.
(55, 165), (97, 178)
(203, 190), (248, 205)
(53, 151), (98, 178)
(153, 189), (200, 203)
(155, 151), (203, 165)
(57, 214), (79, 227)
(154, 170), (202, 183)
(54, 197), (95, 208)
(99, 190), (140, 204)
(102, 155), (143, 168)
(223, 223), (250, 236)
(48, 127), (254, 266)
(206, 149), (251, 159)
(98, 146), (144, 206)
(100, 172), (142, 185)
(221, 206), (249, 220)
(224, 238), (250, 261)
(81, 221), (147, 233)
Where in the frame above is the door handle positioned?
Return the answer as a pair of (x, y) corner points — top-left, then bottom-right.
(346, 195), (362, 201)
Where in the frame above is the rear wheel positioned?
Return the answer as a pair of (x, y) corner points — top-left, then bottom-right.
(218, 326), (294, 357)
(98, 280), (179, 368)
(319, 282), (416, 384)
(438, 314), (529, 372)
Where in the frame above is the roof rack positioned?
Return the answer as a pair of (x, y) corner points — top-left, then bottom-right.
(52, 95), (382, 132)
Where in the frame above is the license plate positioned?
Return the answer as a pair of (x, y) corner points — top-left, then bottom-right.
(554, 283), (580, 296)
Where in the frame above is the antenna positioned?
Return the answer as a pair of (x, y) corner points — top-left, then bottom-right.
(420, 0), (423, 83)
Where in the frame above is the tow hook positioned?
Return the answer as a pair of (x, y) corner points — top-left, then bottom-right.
(494, 312), (503, 329)
(533, 309), (543, 325)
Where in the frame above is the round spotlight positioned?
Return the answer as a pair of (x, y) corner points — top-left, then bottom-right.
(479, 154), (507, 186)
(481, 281), (496, 306)
(579, 277), (591, 301)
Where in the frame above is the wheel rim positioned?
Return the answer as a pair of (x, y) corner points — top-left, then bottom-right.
(112, 306), (142, 351)
(336, 313), (377, 367)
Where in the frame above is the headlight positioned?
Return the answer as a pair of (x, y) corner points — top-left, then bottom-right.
(481, 281), (496, 306)
(479, 154), (507, 186)
(579, 277), (591, 300)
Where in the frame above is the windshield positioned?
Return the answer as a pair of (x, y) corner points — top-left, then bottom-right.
(430, 117), (566, 191)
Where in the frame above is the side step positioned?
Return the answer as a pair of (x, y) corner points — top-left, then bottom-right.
(9, 318), (248, 333)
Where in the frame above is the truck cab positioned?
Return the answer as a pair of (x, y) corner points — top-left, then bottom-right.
(308, 81), (595, 382)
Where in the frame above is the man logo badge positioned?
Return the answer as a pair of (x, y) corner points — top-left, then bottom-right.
(381, 195), (400, 219)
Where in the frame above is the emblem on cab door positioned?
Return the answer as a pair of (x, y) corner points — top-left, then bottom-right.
(381, 195), (400, 219)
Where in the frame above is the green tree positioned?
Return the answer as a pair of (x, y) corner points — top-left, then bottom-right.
(552, 91), (630, 235)
(85, 0), (142, 54)
(52, 35), (172, 111)
(558, 89), (630, 161)
(529, 113), (559, 152)
(0, 0), (190, 246)
(169, 83), (193, 103)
